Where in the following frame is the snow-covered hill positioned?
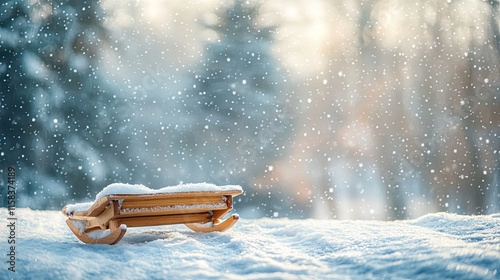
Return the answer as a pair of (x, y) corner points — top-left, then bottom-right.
(2, 209), (499, 279)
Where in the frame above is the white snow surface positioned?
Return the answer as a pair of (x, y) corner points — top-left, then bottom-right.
(64, 182), (242, 214)
(95, 183), (242, 200)
(2, 209), (499, 279)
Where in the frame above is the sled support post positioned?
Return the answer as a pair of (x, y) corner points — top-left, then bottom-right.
(62, 189), (243, 245)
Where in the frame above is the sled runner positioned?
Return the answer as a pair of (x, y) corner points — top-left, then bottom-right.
(62, 188), (243, 245)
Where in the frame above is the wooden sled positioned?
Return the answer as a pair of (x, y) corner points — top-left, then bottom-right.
(62, 189), (243, 245)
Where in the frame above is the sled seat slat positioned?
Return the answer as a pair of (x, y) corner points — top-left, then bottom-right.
(120, 195), (226, 209)
(115, 213), (212, 228)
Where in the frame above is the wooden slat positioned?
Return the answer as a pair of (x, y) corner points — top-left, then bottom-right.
(118, 205), (227, 218)
(120, 196), (225, 209)
(117, 213), (211, 227)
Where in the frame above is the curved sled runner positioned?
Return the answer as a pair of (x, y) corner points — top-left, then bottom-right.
(62, 189), (243, 245)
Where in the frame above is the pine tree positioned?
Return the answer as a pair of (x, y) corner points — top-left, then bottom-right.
(0, 0), (131, 208)
(185, 0), (290, 185)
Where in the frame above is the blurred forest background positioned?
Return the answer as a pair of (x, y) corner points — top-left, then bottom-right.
(1, 0), (499, 220)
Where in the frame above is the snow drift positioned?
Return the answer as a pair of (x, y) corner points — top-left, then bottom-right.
(1, 209), (499, 279)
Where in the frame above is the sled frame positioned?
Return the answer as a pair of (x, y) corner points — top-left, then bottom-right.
(62, 189), (243, 245)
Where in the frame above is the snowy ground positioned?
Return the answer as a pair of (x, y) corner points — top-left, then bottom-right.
(1, 209), (499, 279)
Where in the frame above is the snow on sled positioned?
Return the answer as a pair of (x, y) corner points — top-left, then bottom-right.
(62, 183), (243, 245)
